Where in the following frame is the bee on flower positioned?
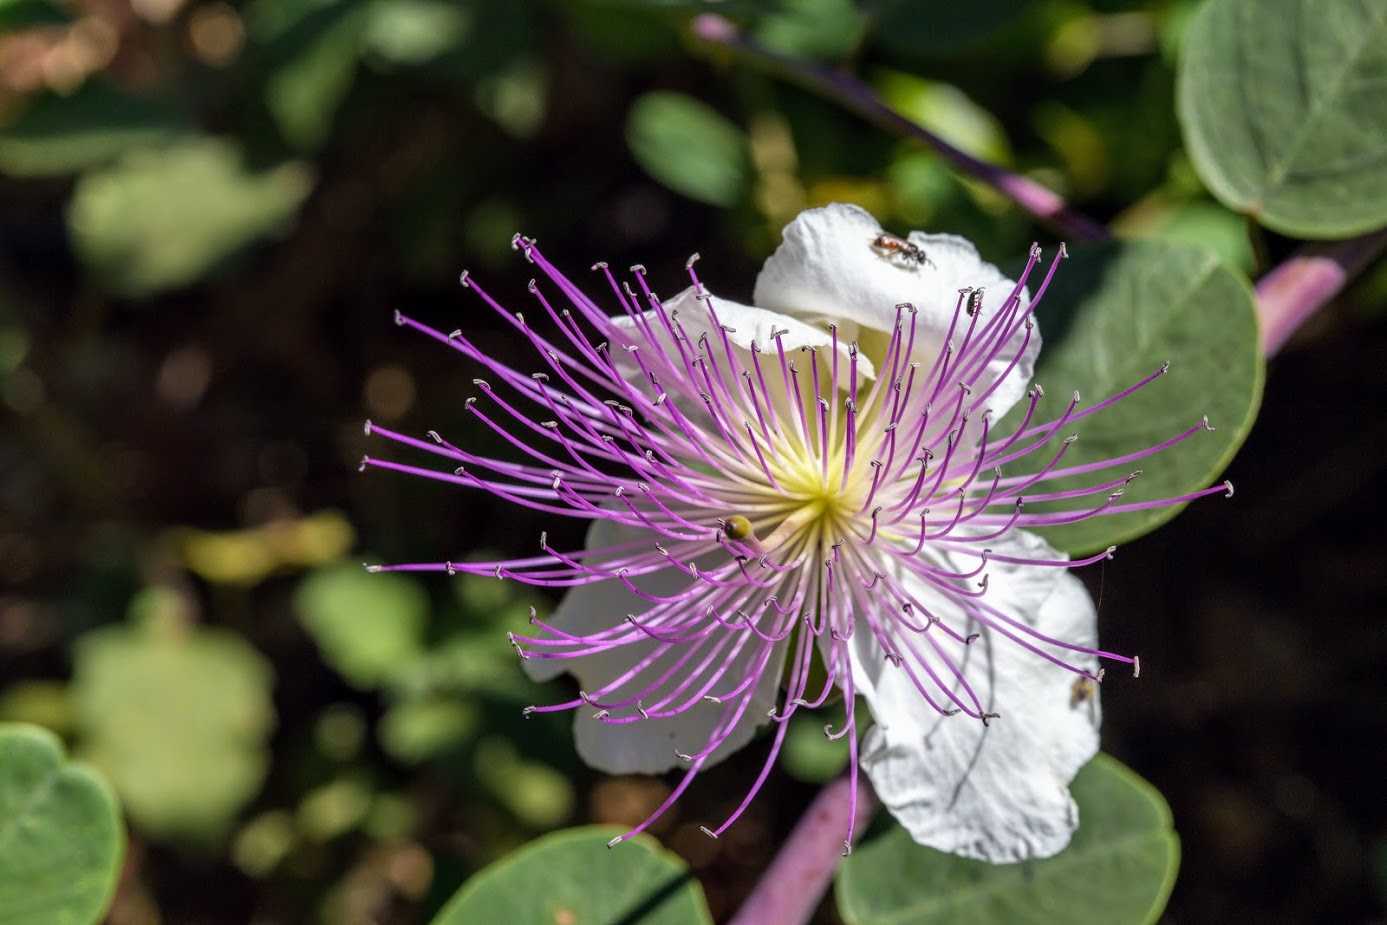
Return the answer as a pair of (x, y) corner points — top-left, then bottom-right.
(362, 204), (1228, 862)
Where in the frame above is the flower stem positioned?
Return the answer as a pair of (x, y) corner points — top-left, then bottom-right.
(727, 772), (878, 925)
(1255, 230), (1387, 356)
(691, 14), (1112, 243)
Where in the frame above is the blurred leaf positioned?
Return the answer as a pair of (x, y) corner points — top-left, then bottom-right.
(836, 753), (1179, 925)
(233, 810), (296, 878)
(1008, 239), (1263, 555)
(1114, 199), (1255, 275)
(627, 91), (751, 207)
(1177, 0), (1387, 238)
(72, 606), (276, 839)
(0, 82), (186, 177)
(754, 0), (865, 60)
(0, 0), (69, 29)
(379, 697), (480, 762)
(295, 561), (428, 689)
(781, 710), (849, 783)
(473, 737), (573, 829)
(177, 510), (356, 585)
(0, 724), (124, 925)
(863, 0), (1028, 57)
(297, 776), (374, 842)
(875, 71), (1013, 163)
(431, 826), (713, 925)
(262, 2), (366, 150)
(0, 681), (72, 734)
(67, 136), (313, 297)
(364, 0), (470, 65)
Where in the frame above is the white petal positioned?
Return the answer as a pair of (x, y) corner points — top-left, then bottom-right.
(856, 534), (1101, 862)
(527, 517), (783, 775)
(752, 203), (1038, 421)
(610, 287), (875, 387)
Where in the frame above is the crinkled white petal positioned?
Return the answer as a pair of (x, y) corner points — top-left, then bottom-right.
(853, 531), (1101, 862)
(751, 202), (1038, 422)
(610, 287), (875, 387)
(527, 518), (784, 775)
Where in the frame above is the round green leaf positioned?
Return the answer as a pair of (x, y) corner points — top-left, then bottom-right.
(1008, 239), (1263, 555)
(626, 91), (751, 207)
(67, 136), (313, 297)
(295, 562), (428, 689)
(72, 616), (275, 840)
(1177, 0), (1387, 238)
(836, 753), (1179, 925)
(432, 826), (713, 925)
(0, 723), (124, 925)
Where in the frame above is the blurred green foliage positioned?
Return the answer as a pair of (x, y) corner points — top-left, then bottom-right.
(0, 0), (1381, 922)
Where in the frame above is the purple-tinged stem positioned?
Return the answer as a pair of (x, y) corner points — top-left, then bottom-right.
(727, 772), (877, 925)
(1255, 229), (1387, 357)
(691, 14), (1111, 244)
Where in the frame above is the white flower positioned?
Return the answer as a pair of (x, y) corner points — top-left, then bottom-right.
(365, 203), (1222, 860)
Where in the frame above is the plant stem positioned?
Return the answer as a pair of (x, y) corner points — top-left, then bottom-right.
(727, 772), (877, 925)
(1255, 230), (1387, 356)
(691, 14), (1111, 244)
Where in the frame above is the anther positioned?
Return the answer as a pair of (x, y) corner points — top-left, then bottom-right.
(1202, 415), (1215, 431)
(444, 561), (457, 575)
(363, 563), (381, 573)
(458, 269), (470, 287)
(358, 456), (369, 472)
(592, 710), (610, 720)
(675, 749), (693, 762)
(965, 633), (981, 644)
(980, 711), (1000, 726)
(1133, 656), (1141, 678)
(1223, 480), (1235, 497)
(686, 252), (701, 268)
(393, 309), (404, 326)
(522, 706), (536, 718)
(699, 826), (717, 839)
(363, 420), (373, 435)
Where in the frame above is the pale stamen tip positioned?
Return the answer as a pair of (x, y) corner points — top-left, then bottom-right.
(362, 419), (373, 435)
(1133, 655), (1142, 678)
(607, 836), (624, 849)
(362, 563), (381, 573)
(358, 456), (370, 472)
(699, 826), (718, 840)
(1223, 480), (1235, 498)
(458, 269), (470, 287)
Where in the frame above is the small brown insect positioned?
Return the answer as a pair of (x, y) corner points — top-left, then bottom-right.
(871, 232), (934, 269)
(1069, 676), (1095, 709)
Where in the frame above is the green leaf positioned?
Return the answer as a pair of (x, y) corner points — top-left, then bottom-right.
(261, 3), (366, 151)
(432, 826), (713, 925)
(72, 606), (276, 839)
(66, 136), (313, 297)
(626, 91), (751, 207)
(1010, 239), (1263, 555)
(295, 562), (428, 689)
(0, 724), (124, 925)
(1177, 0), (1387, 238)
(754, 0), (866, 61)
(0, 82), (186, 177)
(836, 753), (1179, 925)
